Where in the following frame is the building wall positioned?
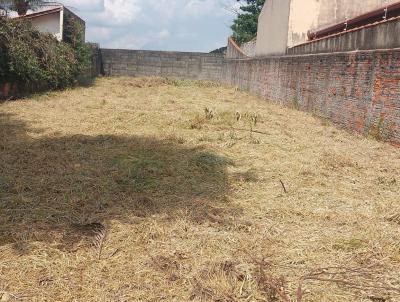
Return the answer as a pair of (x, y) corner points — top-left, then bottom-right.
(101, 49), (224, 81)
(242, 39), (257, 57)
(222, 50), (400, 145)
(29, 11), (62, 41)
(63, 7), (86, 42)
(256, 0), (322, 55)
(288, 17), (400, 55)
(256, 0), (400, 55)
(287, 0), (320, 47)
(255, 0), (291, 56)
(226, 37), (248, 59)
(86, 43), (102, 78)
(317, 0), (400, 28)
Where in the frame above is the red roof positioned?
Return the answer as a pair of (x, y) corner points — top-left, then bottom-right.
(13, 6), (62, 19)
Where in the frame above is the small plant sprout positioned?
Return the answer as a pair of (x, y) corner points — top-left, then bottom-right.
(243, 112), (259, 137)
(235, 111), (241, 122)
(204, 107), (214, 120)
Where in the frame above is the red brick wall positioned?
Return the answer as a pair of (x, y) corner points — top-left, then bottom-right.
(222, 50), (400, 145)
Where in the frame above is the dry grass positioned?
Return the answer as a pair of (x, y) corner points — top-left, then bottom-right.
(0, 77), (399, 302)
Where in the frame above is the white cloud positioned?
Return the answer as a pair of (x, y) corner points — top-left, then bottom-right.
(156, 29), (170, 39)
(104, 0), (141, 24)
(146, 0), (178, 19)
(107, 32), (150, 49)
(60, 0), (238, 51)
(63, 0), (141, 27)
(86, 26), (112, 43)
(63, 0), (104, 12)
(183, 0), (224, 17)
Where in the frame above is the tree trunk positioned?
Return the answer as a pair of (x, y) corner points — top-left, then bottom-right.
(16, 1), (28, 16)
(1, 83), (11, 98)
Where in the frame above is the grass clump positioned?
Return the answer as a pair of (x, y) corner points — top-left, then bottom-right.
(166, 78), (221, 88)
(193, 152), (235, 171)
(367, 117), (395, 142)
(116, 158), (165, 192)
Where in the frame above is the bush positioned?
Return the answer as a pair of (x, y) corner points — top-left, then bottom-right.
(0, 16), (91, 93)
(63, 17), (92, 77)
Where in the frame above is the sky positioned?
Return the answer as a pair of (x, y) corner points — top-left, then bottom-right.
(59, 0), (239, 52)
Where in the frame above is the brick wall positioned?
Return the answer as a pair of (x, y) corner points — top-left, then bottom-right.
(101, 49), (224, 81)
(222, 50), (400, 145)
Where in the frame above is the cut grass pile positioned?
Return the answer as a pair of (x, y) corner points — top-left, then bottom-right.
(0, 77), (399, 302)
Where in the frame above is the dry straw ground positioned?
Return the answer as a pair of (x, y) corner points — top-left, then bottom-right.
(0, 77), (399, 302)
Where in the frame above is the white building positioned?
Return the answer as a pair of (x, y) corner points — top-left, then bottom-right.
(13, 6), (85, 42)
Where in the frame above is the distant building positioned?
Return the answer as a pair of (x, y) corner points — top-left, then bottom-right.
(256, 0), (400, 56)
(12, 6), (85, 42)
(241, 38), (257, 57)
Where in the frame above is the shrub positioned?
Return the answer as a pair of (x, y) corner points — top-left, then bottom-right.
(63, 17), (92, 76)
(0, 16), (90, 94)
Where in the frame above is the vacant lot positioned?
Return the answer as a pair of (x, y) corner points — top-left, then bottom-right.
(0, 77), (399, 302)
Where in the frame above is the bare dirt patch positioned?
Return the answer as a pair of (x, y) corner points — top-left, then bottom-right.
(0, 77), (399, 301)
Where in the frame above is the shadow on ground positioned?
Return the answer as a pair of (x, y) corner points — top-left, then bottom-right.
(0, 113), (239, 253)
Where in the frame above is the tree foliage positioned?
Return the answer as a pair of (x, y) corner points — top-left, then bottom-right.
(0, 16), (91, 93)
(63, 17), (92, 77)
(231, 0), (265, 44)
(0, 0), (48, 15)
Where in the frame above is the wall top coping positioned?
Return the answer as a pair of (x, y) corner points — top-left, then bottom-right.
(101, 48), (224, 57)
(225, 47), (400, 61)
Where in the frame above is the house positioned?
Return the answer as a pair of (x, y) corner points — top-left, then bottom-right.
(12, 6), (85, 42)
(256, 0), (400, 56)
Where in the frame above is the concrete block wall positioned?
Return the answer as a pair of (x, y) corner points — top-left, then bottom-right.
(226, 37), (248, 59)
(222, 50), (400, 145)
(242, 39), (257, 57)
(101, 49), (224, 81)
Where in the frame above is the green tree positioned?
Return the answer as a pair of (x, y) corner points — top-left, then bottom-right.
(231, 0), (265, 44)
(0, 0), (48, 16)
(0, 16), (90, 93)
(63, 20), (92, 75)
